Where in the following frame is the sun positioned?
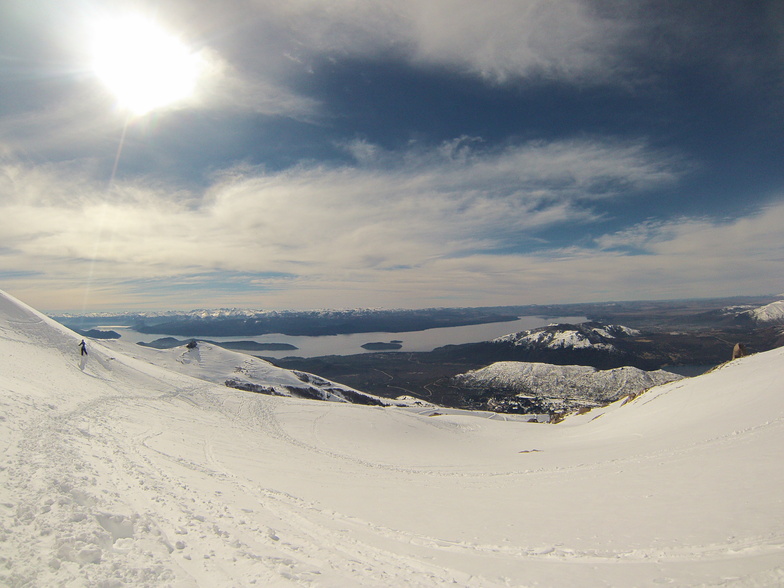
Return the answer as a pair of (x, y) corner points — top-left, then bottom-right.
(91, 15), (202, 115)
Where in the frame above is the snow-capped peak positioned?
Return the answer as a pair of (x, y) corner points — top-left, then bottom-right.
(743, 300), (784, 324)
(494, 322), (639, 352)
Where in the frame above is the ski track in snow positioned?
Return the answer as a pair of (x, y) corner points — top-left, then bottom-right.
(3, 387), (466, 586)
(6, 383), (783, 587)
(2, 291), (784, 586)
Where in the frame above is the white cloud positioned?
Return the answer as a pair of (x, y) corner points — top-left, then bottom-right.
(404, 0), (631, 82)
(595, 207), (784, 262)
(581, 204), (784, 298)
(339, 201), (784, 308)
(248, 0), (634, 83)
(0, 137), (700, 309)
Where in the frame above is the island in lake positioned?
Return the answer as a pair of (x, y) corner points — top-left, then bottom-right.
(76, 329), (121, 339)
(361, 340), (403, 351)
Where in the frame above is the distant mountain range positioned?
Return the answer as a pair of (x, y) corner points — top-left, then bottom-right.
(52, 296), (784, 419)
(52, 307), (522, 337)
(51, 295), (783, 338)
(429, 310), (784, 370)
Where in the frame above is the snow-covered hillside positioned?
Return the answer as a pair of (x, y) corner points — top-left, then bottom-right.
(494, 322), (640, 352)
(2, 289), (784, 587)
(743, 300), (784, 324)
(104, 338), (395, 406)
(454, 361), (683, 404)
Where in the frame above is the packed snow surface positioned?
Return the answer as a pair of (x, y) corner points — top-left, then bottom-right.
(455, 361), (683, 403)
(1, 290), (784, 586)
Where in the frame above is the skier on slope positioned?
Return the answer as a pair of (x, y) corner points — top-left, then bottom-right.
(79, 339), (88, 356)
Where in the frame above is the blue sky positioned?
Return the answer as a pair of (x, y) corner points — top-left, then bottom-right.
(1, 0), (783, 312)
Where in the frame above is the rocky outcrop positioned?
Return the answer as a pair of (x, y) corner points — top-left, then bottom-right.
(732, 343), (748, 360)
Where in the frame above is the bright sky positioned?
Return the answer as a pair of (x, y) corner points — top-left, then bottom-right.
(1, 0), (783, 312)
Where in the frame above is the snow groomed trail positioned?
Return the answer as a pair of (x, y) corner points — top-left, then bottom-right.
(1, 290), (783, 586)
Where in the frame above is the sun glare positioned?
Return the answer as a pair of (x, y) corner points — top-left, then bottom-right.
(91, 15), (202, 115)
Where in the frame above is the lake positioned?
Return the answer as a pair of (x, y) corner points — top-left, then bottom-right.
(101, 315), (587, 358)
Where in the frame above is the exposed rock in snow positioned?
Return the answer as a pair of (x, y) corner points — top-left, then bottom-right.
(393, 395), (437, 408)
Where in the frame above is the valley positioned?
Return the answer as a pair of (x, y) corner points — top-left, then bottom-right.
(268, 297), (784, 414)
(54, 295), (784, 418)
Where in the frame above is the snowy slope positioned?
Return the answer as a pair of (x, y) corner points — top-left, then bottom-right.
(2, 289), (784, 587)
(103, 338), (396, 405)
(454, 361), (683, 403)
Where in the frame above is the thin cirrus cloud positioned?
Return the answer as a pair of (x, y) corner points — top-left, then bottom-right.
(192, 48), (321, 118)
(241, 0), (633, 83)
(404, 0), (631, 82)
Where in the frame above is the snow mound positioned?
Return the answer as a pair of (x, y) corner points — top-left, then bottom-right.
(2, 289), (784, 587)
